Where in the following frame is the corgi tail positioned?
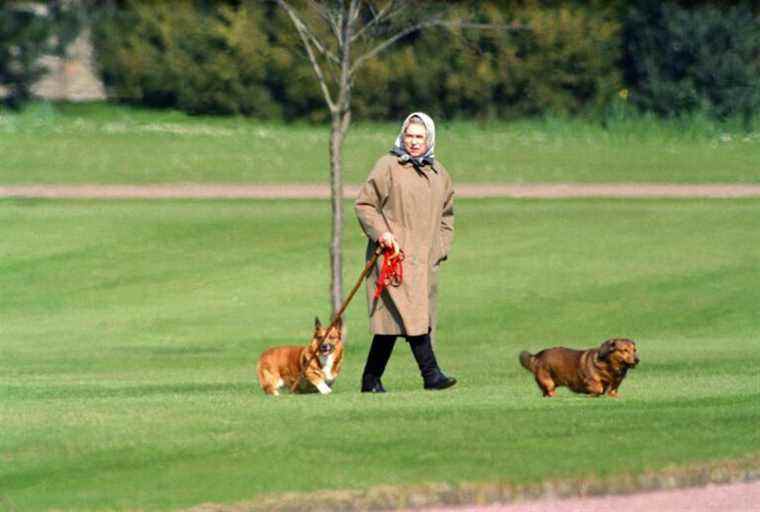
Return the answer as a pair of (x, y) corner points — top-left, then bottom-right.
(519, 351), (537, 373)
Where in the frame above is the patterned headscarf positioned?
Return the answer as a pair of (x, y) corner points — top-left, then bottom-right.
(391, 112), (436, 166)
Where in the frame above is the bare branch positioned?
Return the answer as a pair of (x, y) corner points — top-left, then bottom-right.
(306, 0), (330, 23)
(293, 4), (341, 65)
(335, 0), (358, 112)
(329, 8), (343, 48)
(302, 1), (341, 46)
(348, 0), (362, 26)
(350, 16), (448, 76)
(277, 0), (337, 112)
(350, 16), (529, 76)
(450, 21), (529, 31)
(351, 0), (399, 43)
(324, 2), (345, 48)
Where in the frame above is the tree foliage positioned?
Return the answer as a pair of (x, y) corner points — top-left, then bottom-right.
(622, 1), (760, 127)
(6, 0), (749, 124)
(93, 1), (276, 116)
(92, 1), (624, 120)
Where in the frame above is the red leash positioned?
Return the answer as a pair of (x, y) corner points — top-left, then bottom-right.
(317, 245), (404, 345)
(374, 247), (405, 299)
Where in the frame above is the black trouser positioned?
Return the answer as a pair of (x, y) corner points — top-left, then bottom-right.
(362, 333), (442, 383)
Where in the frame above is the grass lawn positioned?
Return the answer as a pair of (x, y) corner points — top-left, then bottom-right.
(1, 197), (758, 511)
(1, 102), (758, 185)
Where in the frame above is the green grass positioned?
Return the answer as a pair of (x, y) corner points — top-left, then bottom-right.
(1, 198), (759, 510)
(1, 102), (758, 185)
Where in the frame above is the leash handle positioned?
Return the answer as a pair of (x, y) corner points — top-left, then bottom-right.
(373, 247), (404, 299)
(322, 246), (383, 340)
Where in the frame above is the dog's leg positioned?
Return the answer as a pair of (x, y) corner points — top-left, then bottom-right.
(585, 379), (605, 397)
(534, 369), (556, 397)
(261, 381), (280, 396)
(259, 368), (280, 396)
(303, 370), (332, 394)
(536, 379), (556, 397)
(314, 379), (332, 394)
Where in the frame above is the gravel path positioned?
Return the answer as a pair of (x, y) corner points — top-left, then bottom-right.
(410, 480), (760, 512)
(2, 183), (760, 199)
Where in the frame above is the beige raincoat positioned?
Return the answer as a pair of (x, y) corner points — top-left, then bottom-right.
(355, 116), (454, 337)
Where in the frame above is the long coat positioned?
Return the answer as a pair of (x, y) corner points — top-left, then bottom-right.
(354, 153), (455, 337)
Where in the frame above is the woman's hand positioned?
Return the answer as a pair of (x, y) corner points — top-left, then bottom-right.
(379, 231), (400, 257)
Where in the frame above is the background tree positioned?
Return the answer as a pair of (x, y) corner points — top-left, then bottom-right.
(622, 1), (760, 128)
(92, 2), (624, 122)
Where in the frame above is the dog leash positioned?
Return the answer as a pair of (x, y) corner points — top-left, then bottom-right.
(294, 246), (404, 392)
(322, 245), (384, 340)
(324, 244), (406, 338)
(292, 246), (386, 392)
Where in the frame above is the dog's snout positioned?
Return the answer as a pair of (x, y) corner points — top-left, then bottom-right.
(320, 343), (332, 354)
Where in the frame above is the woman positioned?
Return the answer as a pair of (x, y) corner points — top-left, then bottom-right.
(354, 112), (457, 392)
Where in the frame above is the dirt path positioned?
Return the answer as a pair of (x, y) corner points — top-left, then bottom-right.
(189, 474), (760, 512)
(411, 480), (760, 512)
(2, 183), (760, 199)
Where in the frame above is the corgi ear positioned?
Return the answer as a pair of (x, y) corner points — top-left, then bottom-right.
(333, 316), (343, 330)
(314, 317), (322, 329)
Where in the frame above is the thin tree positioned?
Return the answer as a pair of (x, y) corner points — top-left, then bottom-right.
(275, 0), (499, 319)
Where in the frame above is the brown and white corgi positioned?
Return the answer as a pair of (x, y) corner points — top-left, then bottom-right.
(256, 317), (343, 396)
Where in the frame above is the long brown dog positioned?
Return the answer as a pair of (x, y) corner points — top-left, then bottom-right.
(257, 317), (344, 396)
(519, 338), (639, 397)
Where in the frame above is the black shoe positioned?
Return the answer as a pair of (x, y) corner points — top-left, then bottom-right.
(407, 334), (456, 390)
(361, 374), (386, 393)
(361, 335), (396, 393)
(424, 373), (457, 390)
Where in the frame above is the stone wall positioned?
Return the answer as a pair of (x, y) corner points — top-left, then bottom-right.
(31, 28), (106, 101)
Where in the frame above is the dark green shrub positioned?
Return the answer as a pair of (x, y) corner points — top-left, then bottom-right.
(92, 1), (623, 120)
(93, 1), (277, 117)
(499, 2), (622, 118)
(261, 5), (328, 122)
(622, 2), (760, 127)
(351, 2), (622, 120)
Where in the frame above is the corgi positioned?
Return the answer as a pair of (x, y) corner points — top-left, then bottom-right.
(257, 317), (343, 396)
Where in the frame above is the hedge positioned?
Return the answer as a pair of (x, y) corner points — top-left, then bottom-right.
(90, 1), (760, 123)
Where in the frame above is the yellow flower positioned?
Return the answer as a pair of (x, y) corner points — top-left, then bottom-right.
(619, 89), (629, 100)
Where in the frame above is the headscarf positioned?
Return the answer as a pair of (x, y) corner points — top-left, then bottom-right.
(391, 112), (436, 167)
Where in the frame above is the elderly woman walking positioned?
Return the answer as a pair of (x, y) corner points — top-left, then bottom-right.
(355, 112), (457, 393)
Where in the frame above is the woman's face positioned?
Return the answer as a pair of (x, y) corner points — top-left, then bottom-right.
(403, 122), (428, 158)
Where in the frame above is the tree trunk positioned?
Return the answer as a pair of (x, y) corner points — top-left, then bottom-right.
(328, 109), (352, 318)
(329, 4), (354, 320)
